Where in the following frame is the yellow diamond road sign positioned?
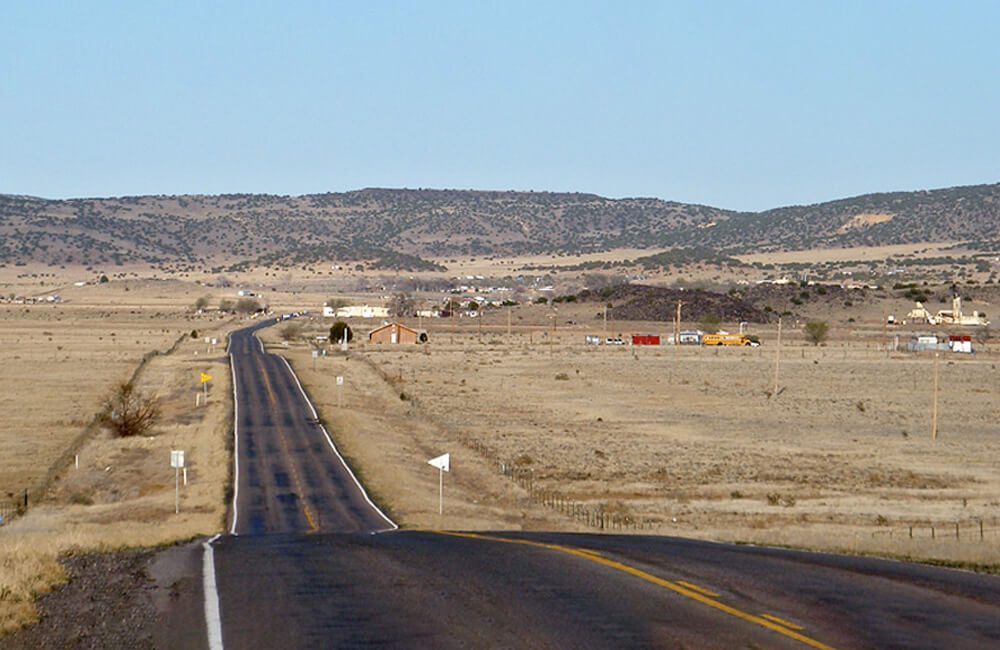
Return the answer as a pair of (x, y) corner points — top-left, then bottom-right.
(200, 372), (213, 384)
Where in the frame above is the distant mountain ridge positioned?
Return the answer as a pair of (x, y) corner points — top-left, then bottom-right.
(1, 183), (999, 271)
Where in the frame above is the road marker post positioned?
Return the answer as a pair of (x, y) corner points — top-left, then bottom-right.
(336, 375), (344, 407)
(171, 450), (185, 514)
(428, 453), (451, 515)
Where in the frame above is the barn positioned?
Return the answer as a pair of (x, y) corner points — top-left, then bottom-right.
(369, 322), (428, 344)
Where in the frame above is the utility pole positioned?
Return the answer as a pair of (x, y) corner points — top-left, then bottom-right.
(549, 304), (557, 355)
(603, 303), (608, 333)
(931, 352), (940, 440)
(478, 307), (483, 342)
(772, 316), (782, 398)
(674, 300), (685, 347)
(507, 306), (512, 337)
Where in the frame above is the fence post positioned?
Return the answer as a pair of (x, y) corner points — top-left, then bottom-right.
(955, 522), (960, 540)
(980, 520), (985, 540)
(909, 526), (913, 539)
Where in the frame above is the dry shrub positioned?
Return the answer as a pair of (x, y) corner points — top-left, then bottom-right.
(98, 381), (161, 438)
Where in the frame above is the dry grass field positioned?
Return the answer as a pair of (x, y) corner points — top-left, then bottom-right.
(0, 280), (226, 498)
(0, 279), (237, 633)
(2, 267), (998, 633)
(274, 315), (1000, 567)
(736, 241), (961, 264)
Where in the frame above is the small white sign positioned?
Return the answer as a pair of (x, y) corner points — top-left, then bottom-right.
(312, 350), (319, 358)
(428, 453), (450, 472)
(211, 338), (218, 346)
(204, 337), (211, 344)
(170, 450), (185, 468)
(336, 376), (344, 386)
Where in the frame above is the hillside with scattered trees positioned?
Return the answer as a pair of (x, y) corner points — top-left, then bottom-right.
(1, 183), (999, 271)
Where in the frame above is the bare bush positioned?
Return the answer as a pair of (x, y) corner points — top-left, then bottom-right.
(235, 297), (261, 314)
(387, 292), (415, 317)
(98, 381), (161, 438)
(280, 322), (304, 342)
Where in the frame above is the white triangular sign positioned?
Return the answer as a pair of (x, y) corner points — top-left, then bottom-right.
(428, 453), (450, 472)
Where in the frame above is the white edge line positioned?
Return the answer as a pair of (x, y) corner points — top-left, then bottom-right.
(228, 354), (240, 535)
(279, 355), (398, 531)
(202, 533), (225, 650)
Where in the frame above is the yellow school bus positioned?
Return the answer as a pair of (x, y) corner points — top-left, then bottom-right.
(702, 333), (759, 347)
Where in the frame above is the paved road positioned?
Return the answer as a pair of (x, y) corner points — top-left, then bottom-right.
(226, 322), (393, 535)
(206, 322), (1000, 649)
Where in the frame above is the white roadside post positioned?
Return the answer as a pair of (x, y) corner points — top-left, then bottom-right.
(312, 349), (319, 371)
(427, 453), (450, 515)
(341, 329), (349, 352)
(336, 375), (344, 407)
(171, 450), (185, 514)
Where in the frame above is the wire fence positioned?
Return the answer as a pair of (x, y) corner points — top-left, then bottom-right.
(0, 490), (28, 527)
(867, 518), (1000, 543)
(463, 438), (656, 532)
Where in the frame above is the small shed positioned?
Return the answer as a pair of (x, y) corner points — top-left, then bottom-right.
(632, 334), (661, 346)
(369, 322), (428, 345)
(949, 335), (973, 353)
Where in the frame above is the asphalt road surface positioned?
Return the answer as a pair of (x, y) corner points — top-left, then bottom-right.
(204, 322), (1000, 649)
(226, 321), (393, 535)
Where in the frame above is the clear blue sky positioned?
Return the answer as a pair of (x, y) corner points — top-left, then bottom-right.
(2, 1), (998, 211)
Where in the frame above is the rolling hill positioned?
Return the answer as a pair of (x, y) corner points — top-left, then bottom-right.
(1, 183), (998, 271)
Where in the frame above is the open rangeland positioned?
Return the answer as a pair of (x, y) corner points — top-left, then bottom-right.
(272, 314), (1000, 568)
(0, 279), (239, 634)
(2, 273), (999, 638)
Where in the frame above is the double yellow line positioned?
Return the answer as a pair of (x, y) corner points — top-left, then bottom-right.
(254, 354), (320, 533)
(437, 531), (835, 649)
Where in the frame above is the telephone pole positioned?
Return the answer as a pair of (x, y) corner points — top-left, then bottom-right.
(674, 300), (685, 347)
(931, 352), (940, 440)
(772, 316), (782, 398)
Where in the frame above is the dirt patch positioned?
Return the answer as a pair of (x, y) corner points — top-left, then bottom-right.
(836, 212), (894, 234)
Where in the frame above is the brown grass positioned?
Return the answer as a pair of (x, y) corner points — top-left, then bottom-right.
(271, 320), (1000, 567)
(0, 281), (238, 634)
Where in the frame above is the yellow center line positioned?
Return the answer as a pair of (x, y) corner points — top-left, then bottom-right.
(434, 531), (835, 650)
(255, 354), (319, 533)
(762, 613), (806, 631)
(675, 580), (720, 598)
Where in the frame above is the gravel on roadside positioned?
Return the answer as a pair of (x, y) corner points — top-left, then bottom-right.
(0, 549), (157, 650)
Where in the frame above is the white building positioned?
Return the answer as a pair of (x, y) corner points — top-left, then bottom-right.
(325, 304), (390, 319)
